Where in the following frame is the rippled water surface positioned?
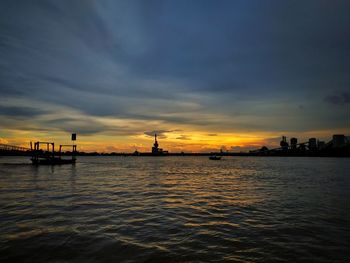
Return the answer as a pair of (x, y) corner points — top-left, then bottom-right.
(1, 156), (350, 262)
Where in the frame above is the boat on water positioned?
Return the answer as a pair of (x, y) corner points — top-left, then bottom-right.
(31, 157), (76, 165)
(209, 155), (222, 160)
(30, 141), (77, 165)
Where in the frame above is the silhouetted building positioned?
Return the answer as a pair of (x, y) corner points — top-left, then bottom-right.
(152, 134), (160, 154)
(317, 140), (326, 150)
(249, 134), (350, 157)
(290, 138), (298, 150)
(332, 135), (346, 148)
(299, 143), (306, 152)
(260, 146), (269, 152)
(280, 136), (289, 151)
(151, 134), (168, 155)
(308, 138), (317, 150)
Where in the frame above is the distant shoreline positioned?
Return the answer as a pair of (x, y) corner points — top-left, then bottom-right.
(1, 151), (349, 158)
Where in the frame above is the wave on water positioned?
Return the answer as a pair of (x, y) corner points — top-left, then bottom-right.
(1, 156), (350, 262)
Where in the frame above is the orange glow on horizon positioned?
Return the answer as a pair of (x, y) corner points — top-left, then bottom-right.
(2, 127), (348, 153)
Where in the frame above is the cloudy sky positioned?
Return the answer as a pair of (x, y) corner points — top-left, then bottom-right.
(1, 0), (350, 152)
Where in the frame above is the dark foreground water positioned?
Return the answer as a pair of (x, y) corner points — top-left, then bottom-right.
(0, 156), (350, 262)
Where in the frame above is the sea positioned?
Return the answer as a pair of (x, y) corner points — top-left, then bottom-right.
(0, 156), (349, 262)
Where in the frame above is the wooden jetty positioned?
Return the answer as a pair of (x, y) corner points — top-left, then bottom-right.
(30, 141), (77, 165)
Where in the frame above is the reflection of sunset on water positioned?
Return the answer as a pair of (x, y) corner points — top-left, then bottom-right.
(1, 156), (349, 262)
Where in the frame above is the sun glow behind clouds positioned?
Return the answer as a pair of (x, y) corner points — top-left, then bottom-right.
(3, 124), (347, 153)
(0, 96), (349, 152)
(1, 130), (265, 153)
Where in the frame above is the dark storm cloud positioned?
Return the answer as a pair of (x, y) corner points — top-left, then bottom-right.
(144, 130), (175, 138)
(113, 0), (350, 94)
(176, 135), (191, 140)
(0, 0), (350, 134)
(324, 91), (350, 106)
(42, 117), (141, 136)
(0, 105), (49, 117)
(1, 114), (142, 136)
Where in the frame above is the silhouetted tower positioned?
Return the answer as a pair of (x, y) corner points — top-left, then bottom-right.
(317, 140), (326, 150)
(308, 138), (317, 150)
(152, 134), (159, 154)
(280, 136), (289, 151)
(332, 135), (346, 148)
(290, 138), (298, 150)
(154, 134), (158, 148)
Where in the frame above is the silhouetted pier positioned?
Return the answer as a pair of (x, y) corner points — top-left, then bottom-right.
(30, 141), (77, 165)
(0, 143), (30, 155)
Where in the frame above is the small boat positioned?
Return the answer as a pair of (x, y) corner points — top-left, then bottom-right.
(209, 155), (222, 160)
(31, 156), (76, 165)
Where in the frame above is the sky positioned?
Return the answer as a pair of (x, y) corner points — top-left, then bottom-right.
(1, 0), (350, 152)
